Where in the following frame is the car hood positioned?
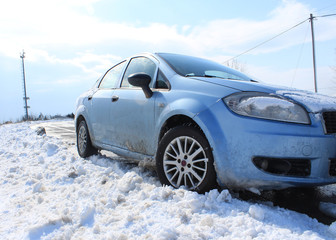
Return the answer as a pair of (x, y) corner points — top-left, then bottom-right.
(276, 89), (336, 113)
(191, 76), (280, 93)
(192, 76), (336, 113)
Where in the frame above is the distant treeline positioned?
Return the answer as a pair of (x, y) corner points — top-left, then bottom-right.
(1, 113), (75, 125)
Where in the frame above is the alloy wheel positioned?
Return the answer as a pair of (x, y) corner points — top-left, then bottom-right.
(78, 124), (87, 155)
(163, 136), (208, 190)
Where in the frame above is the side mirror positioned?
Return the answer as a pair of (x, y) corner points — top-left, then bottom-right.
(128, 73), (153, 98)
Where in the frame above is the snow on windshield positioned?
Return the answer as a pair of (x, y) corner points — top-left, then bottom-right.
(277, 90), (336, 113)
(0, 121), (336, 239)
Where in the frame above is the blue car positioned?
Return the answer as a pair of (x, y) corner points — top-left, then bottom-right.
(75, 53), (336, 192)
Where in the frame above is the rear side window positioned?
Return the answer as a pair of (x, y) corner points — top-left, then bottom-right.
(121, 57), (157, 88)
(99, 61), (126, 89)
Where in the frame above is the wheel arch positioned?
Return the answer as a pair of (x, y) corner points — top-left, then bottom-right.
(156, 117), (218, 192)
(158, 114), (205, 143)
(76, 116), (98, 157)
(75, 113), (98, 150)
(157, 107), (231, 189)
(75, 114), (86, 132)
(74, 104), (89, 132)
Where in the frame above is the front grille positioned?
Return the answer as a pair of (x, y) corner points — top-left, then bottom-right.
(330, 159), (336, 176)
(323, 112), (336, 134)
(288, 160), (311, 177)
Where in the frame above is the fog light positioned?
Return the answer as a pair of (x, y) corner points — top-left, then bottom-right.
(253, 157), (311, 177)
(253, 157), (291, 175)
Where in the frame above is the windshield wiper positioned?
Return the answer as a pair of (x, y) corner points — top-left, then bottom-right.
(224, 77), (242, 80)
(185, 74), (220, 78)
(185, 74), (241, 80)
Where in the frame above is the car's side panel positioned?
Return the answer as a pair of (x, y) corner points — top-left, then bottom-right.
(89, 89), (116, 145)
(107, 88), (156, 155)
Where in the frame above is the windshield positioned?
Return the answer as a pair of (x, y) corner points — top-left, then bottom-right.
(158, 53), (251, 81)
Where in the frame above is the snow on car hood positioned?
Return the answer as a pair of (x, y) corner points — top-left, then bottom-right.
(277, 90), (336, 113)
(189, 77), (336, 113)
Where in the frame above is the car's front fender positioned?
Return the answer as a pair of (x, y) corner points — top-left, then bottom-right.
(154, 92), (219, 145)
(192, 100), (231, 187)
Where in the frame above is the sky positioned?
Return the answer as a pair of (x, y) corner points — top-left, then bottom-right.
(1, 0), (336, 123)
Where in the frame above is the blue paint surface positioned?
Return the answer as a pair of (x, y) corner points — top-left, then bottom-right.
(75, 53), (336, 190)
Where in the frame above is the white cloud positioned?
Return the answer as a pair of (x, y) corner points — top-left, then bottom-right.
(1, 0), (335, 90)
(189, 1), (317, 55)
(247, 64), (336, 96)
(2, 0), (335, 60)
(1, 0), (336, 122)
(19, 47), (121, 78)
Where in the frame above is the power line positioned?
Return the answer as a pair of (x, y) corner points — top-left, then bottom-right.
(223, 18), (309, 63)
(291, 22), (310, 88)
(308, 12), (336, 93)
(316, 13), (336, 18)
(224, 12), (336, 64)
(315, 3), (336, 15)
(223, 12), (336, 94)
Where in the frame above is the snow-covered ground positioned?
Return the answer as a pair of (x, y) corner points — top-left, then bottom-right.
(1, 120), (336, 240)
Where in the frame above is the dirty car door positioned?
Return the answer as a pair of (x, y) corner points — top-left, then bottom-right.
(89, 61), (126, 145)
(107, 57), (157, 155)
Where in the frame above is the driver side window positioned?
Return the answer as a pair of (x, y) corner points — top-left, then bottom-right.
(121, 57), (156, 88)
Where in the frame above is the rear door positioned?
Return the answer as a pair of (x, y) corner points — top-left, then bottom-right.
(89, 61), (126, 145)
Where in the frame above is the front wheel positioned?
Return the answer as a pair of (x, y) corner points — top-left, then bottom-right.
(77, 120), (97, 158)
(156, 126), (217, 193)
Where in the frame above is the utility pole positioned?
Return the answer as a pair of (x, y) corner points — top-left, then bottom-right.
(20, 50), (30, 120)
(309, 13), (318, 93)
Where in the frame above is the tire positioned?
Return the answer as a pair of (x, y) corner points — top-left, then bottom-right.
(156, 125), (217, 193)
(77, 120), (97, 158)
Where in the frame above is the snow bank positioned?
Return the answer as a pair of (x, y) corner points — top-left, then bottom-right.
(277, 90), (336, 113)
(0, 121), (336, 239)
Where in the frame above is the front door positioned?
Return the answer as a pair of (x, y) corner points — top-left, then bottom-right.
(107, 56), (158, 155)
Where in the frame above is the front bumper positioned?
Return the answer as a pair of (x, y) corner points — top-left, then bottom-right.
(195, 100), (336, 190)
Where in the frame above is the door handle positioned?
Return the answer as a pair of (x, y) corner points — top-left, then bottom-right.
(88, 95), (93, 100)
(111, 96), (119, 102)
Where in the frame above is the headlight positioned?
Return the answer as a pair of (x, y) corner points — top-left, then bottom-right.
(224, 92), (310, 124)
